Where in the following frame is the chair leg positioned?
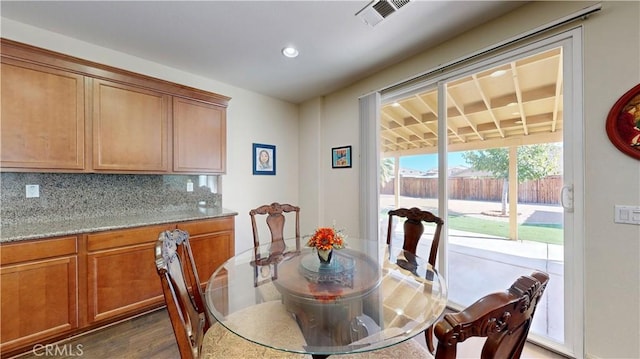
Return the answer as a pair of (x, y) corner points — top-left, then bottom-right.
(425, 325), (435, 354)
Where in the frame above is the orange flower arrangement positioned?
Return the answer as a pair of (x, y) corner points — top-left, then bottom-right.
(306, 227), (345, 261)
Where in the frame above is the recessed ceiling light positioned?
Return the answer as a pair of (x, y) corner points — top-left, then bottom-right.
(282, 46), (299, 58)
(490, 70), (507, 78)
(392, 102), (400, 107)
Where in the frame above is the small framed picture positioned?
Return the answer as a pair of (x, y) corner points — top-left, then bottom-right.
(253, 143), (276, 175)
(331, 145), (352, 168)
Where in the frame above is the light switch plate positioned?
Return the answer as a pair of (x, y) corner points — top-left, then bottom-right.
(614, 205), (640, 225)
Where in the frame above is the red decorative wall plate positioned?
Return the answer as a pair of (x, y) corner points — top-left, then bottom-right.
(606, 83), (640, 160)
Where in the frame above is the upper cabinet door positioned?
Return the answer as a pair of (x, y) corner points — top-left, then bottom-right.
(93, 79), (170, 172)
(173, 97), (226, 173)
(1, 59), (86, 170)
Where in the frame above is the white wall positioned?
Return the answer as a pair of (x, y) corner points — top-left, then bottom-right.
(1, 18), (300, 255)
(581, 2), (640, 358)
(298, 98), (323, 234)
(301, 1), (640, 358)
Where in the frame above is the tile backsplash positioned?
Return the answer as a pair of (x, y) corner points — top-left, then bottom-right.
(1, 172), (221, 225)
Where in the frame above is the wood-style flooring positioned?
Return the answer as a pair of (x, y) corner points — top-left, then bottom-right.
(10, 307), (567, 359)
(10, 309), (179, 359)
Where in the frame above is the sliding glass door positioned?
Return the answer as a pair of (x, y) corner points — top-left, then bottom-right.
(442, 47), (566, 346)
(374, 30), (584, 357)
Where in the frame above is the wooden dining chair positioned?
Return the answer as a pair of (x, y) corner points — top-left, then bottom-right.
(249, 202), (301, 297)
(250, 202), (301, 248)
(335, 271), (549, 359)
(434, 270), (550, 359)
(386, 207), (444, 352)
(154, 229), (309, 359)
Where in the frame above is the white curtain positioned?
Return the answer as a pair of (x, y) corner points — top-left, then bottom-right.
(358, 92), (381, 242)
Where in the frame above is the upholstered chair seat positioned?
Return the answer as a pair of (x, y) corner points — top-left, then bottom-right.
(202, 301), (309, 358)
(332, 338), (431, 359)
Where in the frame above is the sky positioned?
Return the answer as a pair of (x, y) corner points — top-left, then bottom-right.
(399, 152), (467, 171)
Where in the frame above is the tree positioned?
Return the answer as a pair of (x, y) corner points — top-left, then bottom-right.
(462, 144), (560, 214)
(380, 158), (395, 187)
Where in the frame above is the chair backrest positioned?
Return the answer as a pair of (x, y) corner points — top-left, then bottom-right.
(250, 202), (300, 249)
(386, 207), (443, 266)
(434, 271), (550, 359)
(155, 229), (208, 359)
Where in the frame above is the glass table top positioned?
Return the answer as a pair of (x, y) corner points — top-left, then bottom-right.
(204, 237), (447, 357)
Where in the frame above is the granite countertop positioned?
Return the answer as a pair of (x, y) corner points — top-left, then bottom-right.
(0, 207), (238, 242)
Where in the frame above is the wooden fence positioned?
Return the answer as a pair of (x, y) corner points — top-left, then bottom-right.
(380, 175), (562, 204)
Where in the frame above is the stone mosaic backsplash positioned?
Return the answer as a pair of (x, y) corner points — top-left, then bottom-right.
(1, 172), (221, 226)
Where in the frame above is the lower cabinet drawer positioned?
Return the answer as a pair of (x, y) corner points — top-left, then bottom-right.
(176, 216), (234, 236)
(87, 224), (174, 251)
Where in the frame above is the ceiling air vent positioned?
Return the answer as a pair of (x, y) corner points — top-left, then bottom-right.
(390, 0), (410, 10)
(356, 0), (410, 27)
(372, 1), (395, 18)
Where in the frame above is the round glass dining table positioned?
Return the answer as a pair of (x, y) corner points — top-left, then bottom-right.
(204, 237), (447, 358)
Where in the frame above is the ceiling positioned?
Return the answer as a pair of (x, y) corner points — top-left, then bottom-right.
(380, 47), (564, 157)
(0, 1), (526, 104)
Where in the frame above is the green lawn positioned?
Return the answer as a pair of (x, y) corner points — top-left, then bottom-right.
(447, 215), (563, 245)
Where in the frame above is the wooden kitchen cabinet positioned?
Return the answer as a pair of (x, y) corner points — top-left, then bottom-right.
(0, 236), (79, 354)
(84, 216), (234, 324)
(85, 223), (172, 324)
(0, 58), (86, 171)
(0, 215), (236, 357)
(176, 216), (234, 286)
(92, 79), (170, 172)
(173, 97), (227, 173)
(1, 39), (230, 174)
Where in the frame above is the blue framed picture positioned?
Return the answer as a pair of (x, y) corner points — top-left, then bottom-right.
(253, 143), (276, 175)
(332, 145), (352, 168)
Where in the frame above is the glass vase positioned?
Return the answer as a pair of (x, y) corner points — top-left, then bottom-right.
(317, 249), (333, 266)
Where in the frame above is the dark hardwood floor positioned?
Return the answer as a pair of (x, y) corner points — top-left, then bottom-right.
(10, 307), (566, 359)
(10, 308), (179, 359)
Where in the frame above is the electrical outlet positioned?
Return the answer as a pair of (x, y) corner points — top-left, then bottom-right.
(26, 184), (40, 198)
(187, 180), (194, 192)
